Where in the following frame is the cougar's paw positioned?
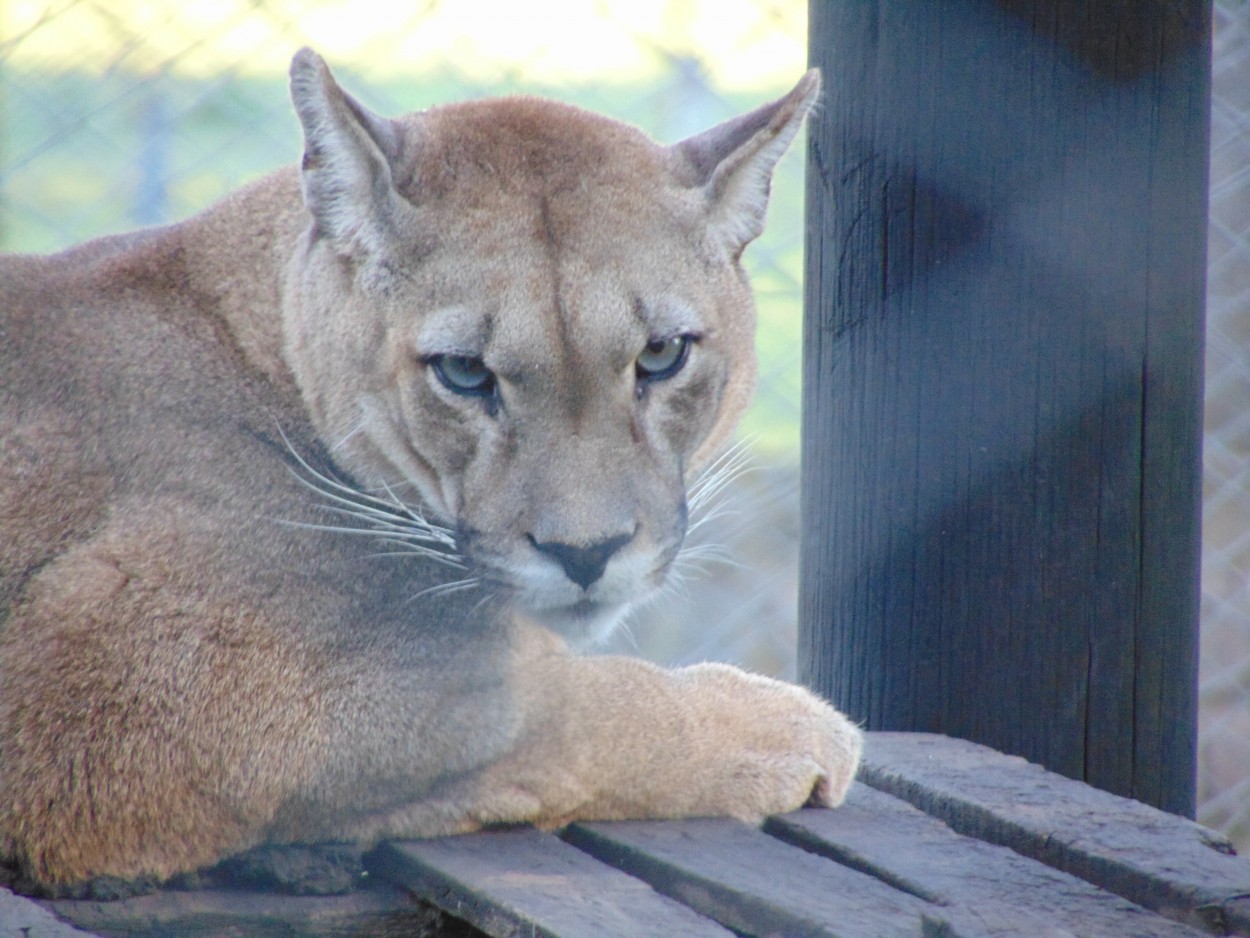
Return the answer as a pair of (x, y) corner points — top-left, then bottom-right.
(677, 663), (863, 820)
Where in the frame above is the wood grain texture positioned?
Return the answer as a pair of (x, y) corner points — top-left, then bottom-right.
(800, 0), (1208, 815)
(767, 785), (1206, 937)
(563, 816), (936, 937)
(858, 733), (1250, 935)
(40, 884), (438, 938)
(368, 828), (734, 938)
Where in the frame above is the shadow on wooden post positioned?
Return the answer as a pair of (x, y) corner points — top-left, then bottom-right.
(799, 0), (1210, 816)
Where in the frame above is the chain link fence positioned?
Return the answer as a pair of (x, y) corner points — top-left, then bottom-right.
(1199, 0), (1250, 855)
(2, 1), (1248, 850)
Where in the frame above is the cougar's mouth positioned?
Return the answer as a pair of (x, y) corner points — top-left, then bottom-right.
(521, 595), (635, 648)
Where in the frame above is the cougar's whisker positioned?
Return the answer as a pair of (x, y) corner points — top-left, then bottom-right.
(276, 424), (467, 576)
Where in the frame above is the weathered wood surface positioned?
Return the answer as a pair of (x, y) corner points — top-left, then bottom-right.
(564, 816), (935, 936)
(859, 732), (1250, 935)
(29, 884), (440, 938)
(25, 733), (1250, 937)
(800, 0), (1209, 816)
(369, 828), (735, 938)
(767, 785), (1201, 937)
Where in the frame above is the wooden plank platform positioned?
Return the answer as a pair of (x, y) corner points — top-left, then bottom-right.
(859, 733), (1250, 935)
(13, 733), (1250, 938)
(369, 829), (737, 938)
(562, 816), (935, 936)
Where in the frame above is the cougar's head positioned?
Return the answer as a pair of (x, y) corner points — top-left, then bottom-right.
(282, 49), (818, 644)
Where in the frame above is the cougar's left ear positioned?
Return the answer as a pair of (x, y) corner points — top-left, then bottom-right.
(669, 70), (820, 254)
(289, 47), (406, 258)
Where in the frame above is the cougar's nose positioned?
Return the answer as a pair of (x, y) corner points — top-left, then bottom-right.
(527, 531), (634, 590)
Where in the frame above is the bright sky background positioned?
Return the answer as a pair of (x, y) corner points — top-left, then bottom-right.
(5, 0), (806, 89)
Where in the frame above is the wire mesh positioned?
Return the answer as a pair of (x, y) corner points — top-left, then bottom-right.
(1199, 0), (1250, 855)
(1, 0), (1247, 852)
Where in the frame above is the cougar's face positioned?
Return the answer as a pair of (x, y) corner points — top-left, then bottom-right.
(363, 169), (753, 644)
(283, 71), (816, 641)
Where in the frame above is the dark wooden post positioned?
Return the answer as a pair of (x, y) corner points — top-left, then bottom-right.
(800, 0), (1210, 816)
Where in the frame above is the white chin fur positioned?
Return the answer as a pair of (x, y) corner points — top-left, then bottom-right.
(505, 550), (664, 646)
(519, 598), (636, 648)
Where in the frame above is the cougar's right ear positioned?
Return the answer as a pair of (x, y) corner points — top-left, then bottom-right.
(289, 47), (405, 258)
(669, 69), (820, 256)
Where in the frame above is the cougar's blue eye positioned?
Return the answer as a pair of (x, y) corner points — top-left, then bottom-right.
(636, 335), (693, 382)
(429, 354), (496, 397)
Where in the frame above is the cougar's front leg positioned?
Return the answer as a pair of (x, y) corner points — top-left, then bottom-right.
(432, 625), (863, 832)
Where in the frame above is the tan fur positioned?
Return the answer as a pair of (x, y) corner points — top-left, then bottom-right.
(0, 49), (861, 887)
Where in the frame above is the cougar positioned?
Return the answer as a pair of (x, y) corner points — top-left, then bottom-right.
(0, 48), (861, 887)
